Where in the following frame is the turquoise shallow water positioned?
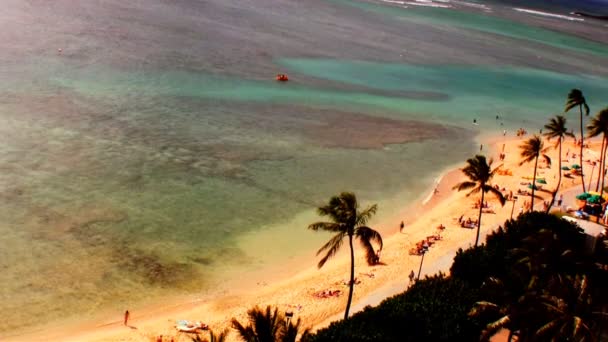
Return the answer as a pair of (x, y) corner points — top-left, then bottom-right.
(1, 0), (607, 336)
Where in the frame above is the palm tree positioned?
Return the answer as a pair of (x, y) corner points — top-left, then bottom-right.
(543, 115), (575, 213)
(231, 306), (310, 342)
(453, 155), (506, 247)
(308, 192), (383, 320)
(587, 108), (608, 196)
(535, 275), (594, 341)
(565, 89), (590, 192)
(192, 329), (229, 342)
(519, 136), (551, 212)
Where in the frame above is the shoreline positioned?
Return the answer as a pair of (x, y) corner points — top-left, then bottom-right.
(8, 133), (599, 342)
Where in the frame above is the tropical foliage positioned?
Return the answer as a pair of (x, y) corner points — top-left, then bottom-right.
(231, 306), (310, 342)
(308, 192), (383, 320)
(453, 155), (506, 246)
(306, 212), (608, 342)
(307, 274), (482, 342)
(192, 329), (229, 342)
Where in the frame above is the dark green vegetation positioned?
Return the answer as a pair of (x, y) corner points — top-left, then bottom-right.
(230, 306), (311, 342)
(307, 212), (608, 341)
(308, 192), (383, 320)
(453, 155), (506, 247)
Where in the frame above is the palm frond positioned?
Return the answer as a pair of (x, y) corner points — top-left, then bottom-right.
(571, 316), (588, 339)
(356, 226), (383, 265)
(280, 317), (301, 342)
(482, 315), (511, 340)
(486, 186), (506, 206)
(231, 318), (256, 342)
(542, 154), (552, 167)
(544, 115), (570, 142)
(308, 221), (344, 232)
(469, 301), (500, 316)
(356, 204), (378, 227)
(316, 233), (345, 268)
(535, 319), (560, 338)
(453, 181), (477, 192)
(489, 163), (504, 178)
(565, 89), (585, 112)
(206, 328), (230, 342)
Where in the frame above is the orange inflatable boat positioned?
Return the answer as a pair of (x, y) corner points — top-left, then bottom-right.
(276, 74), (289, 82)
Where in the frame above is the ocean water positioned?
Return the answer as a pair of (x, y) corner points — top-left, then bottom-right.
(1, 0), (607, 336)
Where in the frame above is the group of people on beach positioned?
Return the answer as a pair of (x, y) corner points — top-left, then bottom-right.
(314, 289), (342, 299)
(409, 232), (442, 256)
(458, 215), (478, 229)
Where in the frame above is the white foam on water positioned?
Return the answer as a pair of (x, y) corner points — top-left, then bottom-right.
(452, 0), (491, 11)
(404, 1), (452, 8)
(421, 172), (444, 205)
(513, 8), (585, 22)
(378, 0), (407, 5)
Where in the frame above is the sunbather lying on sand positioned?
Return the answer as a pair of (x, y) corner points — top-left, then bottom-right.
(175, 320), (208, 333)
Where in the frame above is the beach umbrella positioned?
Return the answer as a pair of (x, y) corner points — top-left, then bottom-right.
(561, 166), (570, 170)
(571, 164), (581, 169)
(536, 179), (547, 184)
(588, 195), (605, 204)
(527, 184), (538, 190)
(576, 193), (591, 200)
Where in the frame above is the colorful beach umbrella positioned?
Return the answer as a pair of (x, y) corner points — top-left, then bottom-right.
(536, 179), (547, 184)
(561, 166), (570, 170)
(588, 195), (605, 204)
(527, 184), (538, 190)
(571, 164), (581, 169)
(576, 193), (591, 200)
(576, 193), (590, 200)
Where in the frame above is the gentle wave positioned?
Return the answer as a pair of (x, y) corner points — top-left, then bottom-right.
(514, 8), (585, 22)
(421, 173), (444, 205)
(377, 0), (407, 5)
(404, 1), (452, 9)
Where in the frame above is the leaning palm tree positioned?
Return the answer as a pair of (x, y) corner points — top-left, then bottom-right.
(231, 306), (310, 342)
(565, 89), (590, 192)
(453, 155), (506, 247)
(587, 108), (608, 196)
(543, 115), (575, 213)
(519, 136), (551, 212)
(308, 192), (383, 320)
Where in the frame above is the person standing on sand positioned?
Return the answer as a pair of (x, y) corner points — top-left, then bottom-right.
(400, 221), (404, 233)
(408, 270), (415, 284)
(124, 310), (130, 326)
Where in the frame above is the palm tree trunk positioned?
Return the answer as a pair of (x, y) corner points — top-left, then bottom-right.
(601, 136), (608, 194)
(547, 139), (562, 213)
(344, 234), (355, 320)
(601, 138), (608, 202)
(596, 137), (606, 192)
(507, 330), (514, 342)
(579, 105), (586, 193)
(531, 155), (539, 211)
(475, 189), (485, 247)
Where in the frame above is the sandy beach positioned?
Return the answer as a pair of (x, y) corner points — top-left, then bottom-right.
(13, 133), (601, 342)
